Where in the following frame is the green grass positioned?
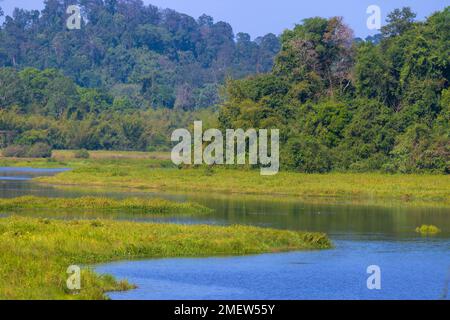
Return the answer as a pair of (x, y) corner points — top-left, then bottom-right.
(24, 156), (450, 207)
(415, 224), (441, 235)
(0, 196), (212, 215)
(0, 216), (331, 299)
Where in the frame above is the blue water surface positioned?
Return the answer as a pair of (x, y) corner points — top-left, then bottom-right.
(96, 239), (450, 300)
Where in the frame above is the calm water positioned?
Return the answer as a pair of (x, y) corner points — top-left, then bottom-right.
(1, 167), (449, 299)
(97, 240), (450, 300)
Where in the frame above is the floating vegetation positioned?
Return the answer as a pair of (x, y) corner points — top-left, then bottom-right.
(415, 224), (441, 235)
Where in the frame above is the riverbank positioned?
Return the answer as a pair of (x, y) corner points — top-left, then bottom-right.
(0, 216), (331, 299)
(0, 196), (212, 215)
(1, 152), (449, 206)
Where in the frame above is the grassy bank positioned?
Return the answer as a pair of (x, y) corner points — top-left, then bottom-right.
(0, 196), (212, 215)
(0, 150), (173, 169)
(28, 159), (449, 207)
(1, 152), (449, 206)
(0, 216), (331, 299)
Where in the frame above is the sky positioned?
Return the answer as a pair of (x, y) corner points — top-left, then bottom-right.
(0, 0), (448, 39)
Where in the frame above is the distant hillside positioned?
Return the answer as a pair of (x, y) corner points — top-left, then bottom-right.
(0, 0), (280, 110)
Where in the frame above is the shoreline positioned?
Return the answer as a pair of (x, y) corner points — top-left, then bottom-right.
(35, 179), (450, 209)
(34, 168), (450, 208)
(0, 216), (331, 300)
(1, 155), (449, 207)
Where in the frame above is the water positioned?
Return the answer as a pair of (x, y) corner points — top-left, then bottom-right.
(0, 167), (449, 299)
(97, 240), (450, 300)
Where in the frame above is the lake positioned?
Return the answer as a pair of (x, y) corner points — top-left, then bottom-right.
(1, 167), (449, 300)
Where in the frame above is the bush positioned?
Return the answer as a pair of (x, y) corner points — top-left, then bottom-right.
(2, 143), (52, 158)
(26, 143), (52, 158)
(74, 149), (90, 159)
(381, 162), (397, 174)
(2, 145), (28, 157)
(283, 136), (333, 173)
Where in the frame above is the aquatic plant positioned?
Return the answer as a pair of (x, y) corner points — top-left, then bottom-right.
(415, 224), (441, 235)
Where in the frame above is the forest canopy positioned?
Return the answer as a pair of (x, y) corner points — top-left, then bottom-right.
(0, 0), (280, 110)
(219, 7), (449, 173)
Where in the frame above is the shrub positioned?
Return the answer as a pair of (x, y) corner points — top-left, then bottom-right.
(26, 143), (52, 158)
(74, 149), (90, 159)
(283, 136), (332, 173)
(2, 145), (28, 157)
(381, 162), (397, 174)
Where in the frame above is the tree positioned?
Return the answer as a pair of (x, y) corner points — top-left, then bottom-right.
(274, 17), (354, 97)
(391, 124), (449, 173)
(174, 83), (195, 111)
(381, 7), (416, 38)
(0, 0), (280, 109)
(355, 42), (393, 103)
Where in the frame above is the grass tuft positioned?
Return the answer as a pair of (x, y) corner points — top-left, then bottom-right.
(415, 224), (441, 235)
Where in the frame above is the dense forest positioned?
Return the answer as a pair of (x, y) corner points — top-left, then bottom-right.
(0, 2), (448, 173)
(0, 0), (280, 110)
(220, 7), (449, 173)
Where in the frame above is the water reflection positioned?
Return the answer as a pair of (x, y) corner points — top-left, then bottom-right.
(0, 167), (448, 240)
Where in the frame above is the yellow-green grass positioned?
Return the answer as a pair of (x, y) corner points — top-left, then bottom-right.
(415, 224), (441, 235)
(51, 150), (171, 161)
(0, 216), (331, 299)
(31, 160), (450, 207)
(1, 154), (448, 207)
(0, 152), (173, 169)
(0, 196), (212, 215)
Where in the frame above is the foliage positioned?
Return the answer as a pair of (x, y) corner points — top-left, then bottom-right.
(2, 142), (52, 158)
(26, 142), (53, 158)
(0, 103), (218, 151)
(219, 7), (450, 173)
(0, 1), (280, 110)
(0, 5), (448, 174)
(74, 149), (90, 159)
(2, 145), (28, 157)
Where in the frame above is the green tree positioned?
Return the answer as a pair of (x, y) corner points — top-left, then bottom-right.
(381, 7), (416, 38)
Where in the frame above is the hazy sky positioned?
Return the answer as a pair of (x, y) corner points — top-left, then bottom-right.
(0, 0), (448, 38)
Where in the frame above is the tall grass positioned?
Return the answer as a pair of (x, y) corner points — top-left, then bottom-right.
(0, 216), (331, 299)
(2, 151), (449, 207)
(31, 159), (450, 207)
(0, 196), (212, 215)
